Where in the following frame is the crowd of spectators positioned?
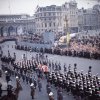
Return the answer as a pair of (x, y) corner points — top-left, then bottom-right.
(0, 31), (100, 59)
(69, 33), (100, 55)
(15, 32), (100, 59)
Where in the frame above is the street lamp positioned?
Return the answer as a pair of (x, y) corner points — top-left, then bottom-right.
(29, 49), (32, 60)
(25, 18), (29, 60)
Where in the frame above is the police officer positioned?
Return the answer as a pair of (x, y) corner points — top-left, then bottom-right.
(46, 82), (51, 95)
(5, 71), (10, 83)
(0, 83), (2, 97)
(7, 81), (13, 97)
(22, 73), (25, 82)
(0, 68), (2, 77)
(57, 87), (63, 100)
(49, 92), (54, 100)
(38, 79), (42, 92)
(30, 83), (35, 99)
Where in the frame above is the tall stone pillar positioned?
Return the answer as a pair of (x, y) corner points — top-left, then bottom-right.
(0, 27), (4, 37)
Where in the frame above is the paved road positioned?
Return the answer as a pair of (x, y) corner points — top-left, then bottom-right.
(0, 41), (100, 100)
(0, 41), (100, 76)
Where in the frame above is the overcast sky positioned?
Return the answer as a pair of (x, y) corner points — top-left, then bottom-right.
(0, 0), (98, 16)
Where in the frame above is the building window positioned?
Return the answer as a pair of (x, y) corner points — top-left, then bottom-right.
(45, 23), (47, 27)
(43, 8), (46, 11)
(49, 18), (51, 20)
(40, 13), (42, 17)
(53, 13), (55, 16)
(44, 13), (46, 16)
(40, 8), (42, 11)
(46, 13), (48, 16)
(53, 17), (55, 20)
(58, 23), (59, 26)
(44, 18), (46, 21)
(49, 13), (51, 16)
(42, 23), (43, 27)
(54, 22), (55, 27)
(49, 23), (51, 27)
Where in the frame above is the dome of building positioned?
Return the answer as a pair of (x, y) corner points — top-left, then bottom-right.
(69, 0), (77, 4)
(93, 4), (100, 12)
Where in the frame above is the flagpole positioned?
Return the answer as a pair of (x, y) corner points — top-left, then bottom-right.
(8, 0), (11, 14)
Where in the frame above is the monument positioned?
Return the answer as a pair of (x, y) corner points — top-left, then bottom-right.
(43, 31), (55, 45)
(16, 31), (55, 50)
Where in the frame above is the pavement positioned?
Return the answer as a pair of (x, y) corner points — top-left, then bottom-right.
(0, 41), (100, 100)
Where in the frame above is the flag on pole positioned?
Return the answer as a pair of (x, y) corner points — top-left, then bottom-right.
(66, 32), (70, 44)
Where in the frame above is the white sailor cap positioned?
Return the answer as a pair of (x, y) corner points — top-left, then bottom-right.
(80, 87), (83, 90)
(88, 81), (90, 84)
(92, 85), (95, 88)
(5, 71), (8, 73)
(70, 78), (72, 80)
(84, 82), (86, 85)
(98, 77), (100, 80)
(59, 77), (62, 79)
(49, 92), (53, 96)
(81, 70), (83, 72)
(89, 88), (91, 90)
(16, 76), (19, 79)
(30, 83), (34, 87)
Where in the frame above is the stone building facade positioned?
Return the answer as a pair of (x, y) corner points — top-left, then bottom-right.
(0, 0), (100, 37)
(78, 4), (100, 31)
(34, 0), (78, 34)
(34, 5), (62, 34)
(0, 14), (35, 36)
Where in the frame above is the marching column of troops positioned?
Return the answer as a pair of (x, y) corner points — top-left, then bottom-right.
(0, 51), (53, 100)
(47, 64), (100, 100)
(0, 48), (100, 100)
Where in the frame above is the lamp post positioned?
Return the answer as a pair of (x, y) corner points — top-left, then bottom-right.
(26, 19), (29, 60)
(8, 0), (11, 14)
(64, 15), (69, 47)
(29, 49), (32, 60)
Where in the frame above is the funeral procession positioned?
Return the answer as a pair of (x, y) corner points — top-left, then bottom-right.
(0, 0), (100, 100)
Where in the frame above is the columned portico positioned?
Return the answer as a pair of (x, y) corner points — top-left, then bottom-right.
(16, 25), (24, 35)
(0, 27), (4, 36)
(0, 14), (35, 37)
(8, 26), (14, 36)
(0, 25), (27, 37)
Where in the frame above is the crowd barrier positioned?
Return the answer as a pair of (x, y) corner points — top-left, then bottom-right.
(15, 45), (100, 60)
(0, 38), (17, 43)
